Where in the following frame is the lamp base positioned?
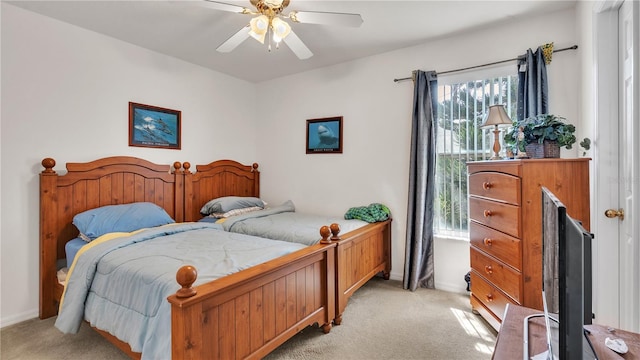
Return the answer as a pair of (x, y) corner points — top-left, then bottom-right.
(489, 126), (502, 160)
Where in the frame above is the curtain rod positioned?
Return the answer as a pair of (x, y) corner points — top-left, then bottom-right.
(393, 45), (578, 83)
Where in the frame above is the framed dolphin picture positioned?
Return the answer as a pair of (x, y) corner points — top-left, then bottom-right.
(306, 116), (343, 154)
(129, 102), (181, 150)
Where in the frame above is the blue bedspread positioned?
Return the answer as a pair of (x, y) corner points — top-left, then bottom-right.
(219, 201), (368, 246)
(55, 222), (305, 360)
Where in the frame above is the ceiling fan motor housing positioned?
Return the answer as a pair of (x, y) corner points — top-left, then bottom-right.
(251, 0), (290, 15)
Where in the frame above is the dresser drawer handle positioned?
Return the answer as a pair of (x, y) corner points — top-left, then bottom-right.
(482, 182), (492, 190)
(483, 238), (493, 246)
(483, 210), (493, 217)
(486, 294), (494, 302)
(484, 265), (493, 274)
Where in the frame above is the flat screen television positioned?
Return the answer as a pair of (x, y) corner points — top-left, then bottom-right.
(541, 186), (596, 359)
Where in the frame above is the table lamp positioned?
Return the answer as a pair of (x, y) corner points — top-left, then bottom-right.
(481, 104), (513, 160)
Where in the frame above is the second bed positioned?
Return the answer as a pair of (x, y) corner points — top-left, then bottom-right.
(183, 159), (392, 324)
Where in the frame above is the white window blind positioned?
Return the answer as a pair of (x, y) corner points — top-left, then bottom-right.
(434, 71), (518, 237)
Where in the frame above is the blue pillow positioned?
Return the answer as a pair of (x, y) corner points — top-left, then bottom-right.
(73, 202), (175, 242)
(199, 196), (265, 216)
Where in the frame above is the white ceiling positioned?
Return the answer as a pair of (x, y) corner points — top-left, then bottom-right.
(7, 0), (576, 83)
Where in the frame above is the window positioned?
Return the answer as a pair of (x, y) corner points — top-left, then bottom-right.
(434, 69), (518, 238)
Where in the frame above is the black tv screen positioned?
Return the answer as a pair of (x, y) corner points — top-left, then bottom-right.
(541, 187), (596, 359)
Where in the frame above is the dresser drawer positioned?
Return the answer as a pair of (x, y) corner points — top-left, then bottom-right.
(470, 271), (518, 321)
(469, 172), (521, 205)
(470, 248), (521, 303)
(470, 294), (501, 331)
(469, 197), (521, 238)
(470, 222), (522, 271)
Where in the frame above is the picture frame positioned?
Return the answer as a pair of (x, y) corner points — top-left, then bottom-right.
(129, 102), (181, 150)
(306, 116), (343, 154)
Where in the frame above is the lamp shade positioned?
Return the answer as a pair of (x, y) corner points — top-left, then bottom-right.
(482, 104), (513, 128)
(271, 17), (291, 42)
(249, 15), (269, 44)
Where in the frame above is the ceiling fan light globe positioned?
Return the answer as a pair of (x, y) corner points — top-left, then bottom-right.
(271, 17), (291, 39)
(250, 15), (269, 34)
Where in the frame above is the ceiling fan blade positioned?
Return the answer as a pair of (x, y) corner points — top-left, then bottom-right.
(283, 30), (313, 60)
(289, 10), (363, 28)
(198, 0), (252, 14)
(216, 26), (251, 53)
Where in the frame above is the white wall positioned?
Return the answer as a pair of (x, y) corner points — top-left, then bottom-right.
(254, 7), (579, 292)
(1, 3), (581, 327)
(0, 3), (258, 326)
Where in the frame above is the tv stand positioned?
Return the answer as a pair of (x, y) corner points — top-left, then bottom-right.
(493, 304), (640, 360)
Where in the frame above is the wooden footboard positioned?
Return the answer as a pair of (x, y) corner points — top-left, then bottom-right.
(330, 219), (392, 325)
(168, 242), (336, 360)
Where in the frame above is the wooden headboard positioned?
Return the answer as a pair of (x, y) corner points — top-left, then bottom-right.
(39, 156), (183, 318)
(183, 160), (260, 221)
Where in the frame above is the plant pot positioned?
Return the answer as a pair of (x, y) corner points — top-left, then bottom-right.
(525, 143), (544, 159)
(544, 140), (561, 158)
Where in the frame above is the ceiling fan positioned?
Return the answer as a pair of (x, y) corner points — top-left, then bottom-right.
(199, 0), (363, 59)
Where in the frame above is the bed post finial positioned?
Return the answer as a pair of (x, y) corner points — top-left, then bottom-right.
(329, 223), (341, 241)
(319, 225), (332, 244)
(252, 163), (259, 172)
(41, 158), (56, 173)
(175, 265), (198, 298)
(172, 162), (182, 174)
(182, 162), (191, 174)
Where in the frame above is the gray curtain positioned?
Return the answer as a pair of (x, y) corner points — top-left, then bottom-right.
(403, 70), (438, 291)
(517, 47), (548, 120)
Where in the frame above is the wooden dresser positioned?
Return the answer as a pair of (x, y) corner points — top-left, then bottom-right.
(467, 158), (591, 330)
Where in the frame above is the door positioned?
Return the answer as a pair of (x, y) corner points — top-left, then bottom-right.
(617, 0), (639, 332)
(593, 0), (639, 332)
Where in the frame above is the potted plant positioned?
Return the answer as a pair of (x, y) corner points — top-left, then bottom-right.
(580, 137), (591, 156)
(504, 114), (576, 158)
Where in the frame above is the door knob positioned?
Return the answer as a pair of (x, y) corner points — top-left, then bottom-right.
(604, 208), (624, 221)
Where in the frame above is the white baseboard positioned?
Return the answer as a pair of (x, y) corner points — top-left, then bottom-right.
(388, 271), (402, 281)
(1, 309), (39, 329)
(435, 281), (469, 295)
(387, 271), (469, 296)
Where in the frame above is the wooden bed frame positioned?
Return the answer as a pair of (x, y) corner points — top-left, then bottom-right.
(183, 159), (392, 325)
(39, 156), (185, 320)
(39, 157), (336, 359)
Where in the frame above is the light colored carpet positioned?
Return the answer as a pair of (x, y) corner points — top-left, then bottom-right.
(1, 278), (496, 359)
